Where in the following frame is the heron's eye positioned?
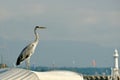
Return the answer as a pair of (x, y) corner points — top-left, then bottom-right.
(36, 26), (39, 28)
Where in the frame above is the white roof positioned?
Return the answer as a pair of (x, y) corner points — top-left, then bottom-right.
(0, 68), (83, 80)
(0, 68), (39, 80)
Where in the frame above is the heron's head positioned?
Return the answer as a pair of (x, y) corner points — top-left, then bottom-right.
(35, 26), (46, 29)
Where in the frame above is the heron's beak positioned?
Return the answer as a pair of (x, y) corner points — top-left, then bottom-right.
(40, 27), (46, 29)
(39, 27), (46, 29)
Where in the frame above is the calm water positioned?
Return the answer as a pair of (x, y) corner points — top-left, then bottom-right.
(31, 66), (111, 75)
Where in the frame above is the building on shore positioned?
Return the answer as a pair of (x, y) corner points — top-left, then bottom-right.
(111, 49), (120, 80)
(0, 64), (7, 68)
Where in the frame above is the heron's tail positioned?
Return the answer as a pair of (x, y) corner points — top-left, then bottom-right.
(16, 57), (21, 66)
(16, 61), (20, 65)
(16, 60), (20, 65)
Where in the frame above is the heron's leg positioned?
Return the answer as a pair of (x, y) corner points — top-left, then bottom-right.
(25, 58), (30, 70)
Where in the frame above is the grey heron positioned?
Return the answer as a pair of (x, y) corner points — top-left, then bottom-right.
(16, 26), (46, 69)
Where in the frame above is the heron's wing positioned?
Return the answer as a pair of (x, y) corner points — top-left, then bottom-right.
(16, 43), (35, 65)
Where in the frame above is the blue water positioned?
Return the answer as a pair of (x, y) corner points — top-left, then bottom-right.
(30, 66), (111, 75)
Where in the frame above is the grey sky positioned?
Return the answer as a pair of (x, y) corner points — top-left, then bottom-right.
(0, 0), (120, 67)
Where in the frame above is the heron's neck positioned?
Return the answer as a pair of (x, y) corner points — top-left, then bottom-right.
(34, 29), (39, 43)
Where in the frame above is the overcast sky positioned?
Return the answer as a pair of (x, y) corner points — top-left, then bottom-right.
(0, 0), (120, 67)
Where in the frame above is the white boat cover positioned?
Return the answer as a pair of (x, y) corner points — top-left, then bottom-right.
(0, 68), (83, 80)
